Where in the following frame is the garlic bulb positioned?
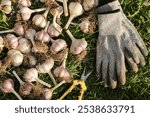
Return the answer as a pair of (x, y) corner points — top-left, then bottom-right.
(66, 30), (87, 55)
(35, 21), (50, 43)
(23, 68), (52, 88)
(42, 80), (65, 100)
(6, 34), (19, 49)
(20, 6), (46, 21)
(82, 0), (98, 11)
(54, 50), (72, 83)
(12, 70), (33, 96)
(0, 0), (12, 14)
(17, 38), (31, 53)
(36, 57), (57, 85)
(50, 5), (63, 20)
(0, 36), (4, 53)
(32, 7), (50, 28)
(18, 0), (31, 8)
(0, 23), (24, 36)
(48, 8), (62, 37)
(25, 28), (36, 49)
(64, 2), (84, 29)
(50, 38), (67, 54)
(0, 78), (22, 100)
(7, 49), (24, 66)
(55, 0), (68, 16)
(79, 19), (90, 33)
(23, 54), (37, 67)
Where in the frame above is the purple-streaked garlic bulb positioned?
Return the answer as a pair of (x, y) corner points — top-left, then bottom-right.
(23, 68), (52, 88)
(48, 7), (62, 37)
(18, 0), (31, 8)
(25, 28), (37, 51)
(50, 38), (67, 54)
(66, 30), (87, 55)
(50, 5), (63, 24)
(0, 78), (22, 100)
(56, 0), (68, 16)
(64, 2), (84, 29)
(82, 0), (98, 11)
(0, 36), (4, 53)
(36, 57), (57, 85)
(12, 70), (33, 96)
(79, 19), (90, 33)
(42, 80), (65, 100)
(7, 49), (24, 66)
(20, 6), (46, 21)
(17, 38), (31, 54)
(5, 34), (19, 49)
(35, 21), (50, 43)
(0, 23), (24, 36)
(32, 7), (50, 28)
(0, 0), (12, 14)
(54, 50), (72, 83)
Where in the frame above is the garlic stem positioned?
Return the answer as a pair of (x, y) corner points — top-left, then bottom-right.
(36, 78), (51, 88)
(48, 71), (57, 86)
(63, 0), (68, 16)
(64, 16), (74, 29)
(31, 8), (46, 13)
(11, 89), (23, 100)
(49, 37), (54, 42)
(51, 80), (65, 92)
(44, 21), (50, 32)
(66, 30), (76, 42)
(62, 49), (68, 67)
(0, 29), (14, 34)
(43, 7), (50, 18)
(12, 71), (24, 85)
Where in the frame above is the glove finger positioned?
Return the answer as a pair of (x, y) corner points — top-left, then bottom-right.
(122, 20), (148, 56)
(109, 36), (126, 86)
(116, 49), (126, 86)
(125, 53), (138, 73)
(108, 54), (117, 89)
(96, 38), (104, 76)
(134, 45), (146, 67)
(102, 57), (109, 87)
(122, 33), (140, 64)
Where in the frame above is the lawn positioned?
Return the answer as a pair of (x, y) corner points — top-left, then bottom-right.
(0, 0), (150, 100)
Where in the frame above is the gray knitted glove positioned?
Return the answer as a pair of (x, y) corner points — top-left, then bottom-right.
(96, 0), (148, 88)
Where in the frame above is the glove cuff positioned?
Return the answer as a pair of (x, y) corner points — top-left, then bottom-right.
(96, 0), (121, 14)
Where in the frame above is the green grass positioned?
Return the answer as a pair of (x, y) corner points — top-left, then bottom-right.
(0, 0), (150, 100)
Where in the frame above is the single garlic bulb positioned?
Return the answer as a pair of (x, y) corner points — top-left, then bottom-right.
(0, 23), (24, 36)
(36, 57), (57, 85)
(82, 0), (98, 11)
(23, 68), (52, 88)
(6, 34), (19, 49)
(0, 0), (12, 14)
(7, 49), (24, 66)
(18, 0), (31, 8)
(54, 50), (72, 83)
(17, 38), (31, 54)
(64, 2), (84, 29)
(50, 38), (67, 54)
(35, 21), (50, 43)
(79, 19), (90, 33)
(36, 58), (54, 73)
(66, 30), (87, 55)
(32, 7), (50, 28)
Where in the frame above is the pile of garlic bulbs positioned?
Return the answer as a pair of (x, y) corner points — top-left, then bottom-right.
(0, 0), (98, 100)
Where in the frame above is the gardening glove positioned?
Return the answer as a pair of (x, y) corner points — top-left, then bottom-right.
(97, 0), (148, 72)
(96, 0), (148, 88)
(96, 10), (126, 89)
